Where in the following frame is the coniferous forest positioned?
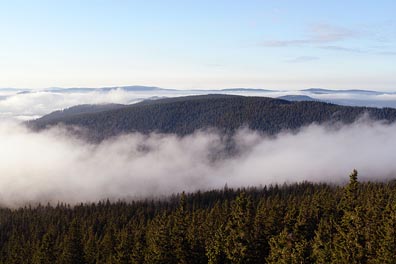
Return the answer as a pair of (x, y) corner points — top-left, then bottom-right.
(1, 170), (396, 263)
(28, 95), (396, 142)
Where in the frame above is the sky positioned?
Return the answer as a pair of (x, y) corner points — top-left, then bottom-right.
(0, 0), (395, 90)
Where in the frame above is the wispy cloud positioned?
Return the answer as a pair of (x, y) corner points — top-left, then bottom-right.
(309, 24), (357, 42)
(376, 51), (396, 56)
(319, 45), (364, 53)
(286, 56), (319, 63)
(319, 46), (396, 56)
(261, 23), (358, 47)
(263, 39), (312, 47)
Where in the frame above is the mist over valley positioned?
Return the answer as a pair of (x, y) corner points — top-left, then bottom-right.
(1, 94), (396, 207)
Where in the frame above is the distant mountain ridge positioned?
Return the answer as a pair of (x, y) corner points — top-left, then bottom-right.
(277, 95), (318, 102)
(4, 86), (393, 95)
(301, 88), (393, 95)
(28, 94), (396, 142)
(43, 86), (167, 93)
(4, 86), (396, 109)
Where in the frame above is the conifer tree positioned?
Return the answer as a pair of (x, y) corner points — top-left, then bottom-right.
(187, 210), (207, 264)
(375, 200), (396, 264)
(172, 192), (191, 264)
(114, 227), (133, 264)
(99, 225), (117, 264)
(84, 229), (98, 264)
(131, 222), (146, 264)
(312, 217), (335, 263)
(206, 224), (230, 264)
(224, 192), (256, 264)
(145, 213), (176, 264)
(33, 228), (57, 264)
(267, 228), (310, 264)
(205, 202), (230, 264)
(60, 220), (86, 264)
(252, 200), (271, 262)
(5, 232), (28, 264)
(333, 169), (367, 263)
(343, 169), (359, 210)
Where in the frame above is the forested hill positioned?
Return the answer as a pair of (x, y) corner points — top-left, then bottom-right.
(35, 103), (127, 123)
(29, 94), (396, 141)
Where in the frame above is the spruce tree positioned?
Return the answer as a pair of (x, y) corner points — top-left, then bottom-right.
(145, 213), (176, 264)
(114, 227), (133, 264)
(172, 192), (191, 264)
(33, 228), (57, 264)
(375, 200), (396, 264)
(312, 217), (335, 263)
(84, 229), (98, 264)
(59, 220), (86, 264)
(224, 192), (256, 264)
(333, 169), (367, 263)
(99, 225), (116, 263)
(267, 227), (310, 264)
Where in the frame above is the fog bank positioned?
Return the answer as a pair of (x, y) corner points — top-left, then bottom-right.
(1, 120), (396, 207)
(2, 88), (396, 120)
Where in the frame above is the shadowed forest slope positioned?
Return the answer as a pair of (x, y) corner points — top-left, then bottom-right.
(28, 94), (396, 141)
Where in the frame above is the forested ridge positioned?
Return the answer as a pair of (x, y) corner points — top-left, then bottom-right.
(28, 95), (396, 141)
(1, 171), (396, 263)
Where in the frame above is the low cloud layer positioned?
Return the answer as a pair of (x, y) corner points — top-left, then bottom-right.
(2, 88), (396, 120)
(1, 120), (396, 207)
(0, 89), (158, 120)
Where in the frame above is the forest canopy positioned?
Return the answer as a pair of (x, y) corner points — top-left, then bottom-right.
(1, 171), (396, 263)
(28, 95), (396, 142)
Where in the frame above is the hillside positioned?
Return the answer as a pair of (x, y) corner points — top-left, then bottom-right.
(28, 94), (396, 141)
(36, 103), (127, 123)
(2, 174), (396, 263)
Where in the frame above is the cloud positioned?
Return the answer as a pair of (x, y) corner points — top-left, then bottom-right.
(319, 45), (364, 53)
(0, 89), (193, 120)
(1, 119), (396, 207)
(309, 23), (357, 42)
(261, 39), (312, 47)
(318, 46), (396, 56)
(261, 23), (358, 47)
(286, 56), (319, 63)
(376, 51), (396, 56)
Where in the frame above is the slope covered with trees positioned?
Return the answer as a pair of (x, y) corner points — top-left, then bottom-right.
(36, 104), (127, 123)
(1, 171), (396, 263)
(28, 94), (396, 141)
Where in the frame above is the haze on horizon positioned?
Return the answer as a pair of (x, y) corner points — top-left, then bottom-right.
(0, 0), (395, 90)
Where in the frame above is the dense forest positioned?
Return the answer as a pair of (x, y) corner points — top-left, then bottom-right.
(1, 170), (396, 263)
(28, 95), (396, 141)
(36, 103), (127, 122)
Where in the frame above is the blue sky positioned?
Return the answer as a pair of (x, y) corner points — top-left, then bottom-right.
(0, 0), (395, 90)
